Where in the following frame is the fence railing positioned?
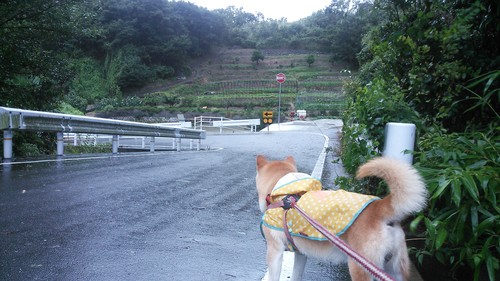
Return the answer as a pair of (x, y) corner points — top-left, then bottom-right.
(0, 107), (206, 159)
(193, 116), (260, 133)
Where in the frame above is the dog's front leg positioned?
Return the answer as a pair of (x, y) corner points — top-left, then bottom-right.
(291, 252), (307, 281)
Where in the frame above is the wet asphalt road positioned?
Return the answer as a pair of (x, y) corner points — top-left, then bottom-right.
(0, 121), (347, 281)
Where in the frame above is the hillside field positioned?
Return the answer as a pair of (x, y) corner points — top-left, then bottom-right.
(97, 48), (352, 122)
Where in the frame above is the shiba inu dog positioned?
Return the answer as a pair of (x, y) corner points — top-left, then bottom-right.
(256, 155), (427, 281)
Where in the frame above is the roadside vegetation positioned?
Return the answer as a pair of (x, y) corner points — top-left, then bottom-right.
(0, 0), (498, 280)
(335, 1), (499, 281)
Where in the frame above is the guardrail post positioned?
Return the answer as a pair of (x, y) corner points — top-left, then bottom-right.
(56, 132), (64, 156)
(197, 139), (201, 151)
(150, 137), (155, 153)
(171, 138), (176, 149)
(189, 139), (193, 150)
(3, 130), (13, 159)
(176, 138), (181, 152)
(382, 122), (416, 164)
(112, 135), (119, 154)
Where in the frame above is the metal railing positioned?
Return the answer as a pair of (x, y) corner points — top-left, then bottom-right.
(0, 107), (206, 159)
(193, 116), (260, 133)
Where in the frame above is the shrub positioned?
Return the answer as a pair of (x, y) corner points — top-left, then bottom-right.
(412, 129), (499, 281)
(18, 143), (42, 157)
(340, 78), (420, 175)
(56, 102), (84, 116)
(65, 143), (111, 154)
(11, 132), (55, 158)
(154, 65), (175, 79)
(95, 96), (143, 111)
(64, 91), (88, 113)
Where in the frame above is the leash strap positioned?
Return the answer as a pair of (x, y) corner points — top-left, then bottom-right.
(283, 209), (298, 251)
(290, 201), (396, 281)
(267, 195), (300, 251)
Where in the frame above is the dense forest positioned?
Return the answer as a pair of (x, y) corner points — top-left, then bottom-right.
(1, 1), (499, 280)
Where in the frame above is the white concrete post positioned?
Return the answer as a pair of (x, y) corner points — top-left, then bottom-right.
(197, 139), (201, 151)
(172, 138), (176, 149)
(56, 132), (64, 156)
(176, 138), (181, 152)
(141, 137), (146, 149)
(112, 135), (119, 154)
(150, 136), (155, 153)
(190, 139), (193, 150)
(382, 122), (416, 165)
(3, 130), (13, 159)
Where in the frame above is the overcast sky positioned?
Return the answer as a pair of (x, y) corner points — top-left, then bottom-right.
(186, 0), (332, 22)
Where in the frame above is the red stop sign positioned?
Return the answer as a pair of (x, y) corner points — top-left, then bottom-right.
(276, 73), (286, 83)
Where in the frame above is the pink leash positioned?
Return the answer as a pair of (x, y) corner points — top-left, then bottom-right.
(290, 201), (396, 281)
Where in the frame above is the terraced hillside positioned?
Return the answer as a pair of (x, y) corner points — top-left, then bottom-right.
(98, 48), (351, 122)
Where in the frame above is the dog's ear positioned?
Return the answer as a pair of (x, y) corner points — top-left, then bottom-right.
(256, 155), (268, 169)
(284, 156), (296, 166)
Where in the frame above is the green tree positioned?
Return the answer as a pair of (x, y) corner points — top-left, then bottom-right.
(306, 54), (315, 67)
(251, 50), (265, 65)
(98, 0), (226, 92)
(213, 6), (258, 47)
(66, 57), (108, 112)
(0, 0), (101, 110)
(358, 0), (499, 132)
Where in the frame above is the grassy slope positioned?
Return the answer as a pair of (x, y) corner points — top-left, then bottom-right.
(108, 48), (352, 121)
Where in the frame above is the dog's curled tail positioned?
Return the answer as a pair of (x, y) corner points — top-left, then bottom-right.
(356, 157), (428, 221)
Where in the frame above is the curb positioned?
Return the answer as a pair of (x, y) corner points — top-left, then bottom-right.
(311, 134), (330, 179)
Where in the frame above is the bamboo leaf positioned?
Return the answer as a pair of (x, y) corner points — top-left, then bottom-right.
(435, 227), (448, 249)
(431, 176), (451, 199)
(483, 73), (497, 93)
(410, 215), (424, 232)
(436, 251), (445, 264)
(451, 178), (462, 206)
(467, 160), (487, 169)
(470, 206), (478, 233)
(486, 253), (498, 281)
(462, 173), (480, 203)
(476, 215), (499, 235)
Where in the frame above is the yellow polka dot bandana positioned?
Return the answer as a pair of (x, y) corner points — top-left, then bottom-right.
(262, 173), (379, 241)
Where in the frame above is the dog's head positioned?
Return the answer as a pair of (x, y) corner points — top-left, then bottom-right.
(255, 155), (297, 213)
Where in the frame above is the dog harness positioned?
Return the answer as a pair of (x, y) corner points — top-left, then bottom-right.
(261, 173), (379, 246)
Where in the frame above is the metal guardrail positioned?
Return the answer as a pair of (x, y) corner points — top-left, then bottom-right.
(0, 107), (206, 159)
